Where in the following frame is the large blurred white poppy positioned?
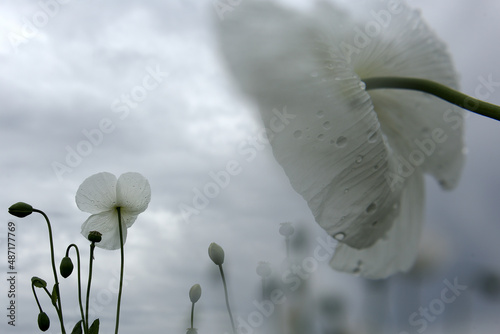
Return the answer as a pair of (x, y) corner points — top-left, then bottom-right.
(215, 0), (465, 278)
(76, 172), (151, 250)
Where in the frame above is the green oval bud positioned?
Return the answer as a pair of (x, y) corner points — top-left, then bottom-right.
(88, 231), (102, 243)
(60, 256), (74, 278)
(37, 311), (50, 331)
(31, 276), (47, 288)
(189, 284), (202, 303)
(8, 202), (33, 218)
(208, 242), (225, 265)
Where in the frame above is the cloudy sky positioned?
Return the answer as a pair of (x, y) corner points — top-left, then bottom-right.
(1, 0), (500, 333)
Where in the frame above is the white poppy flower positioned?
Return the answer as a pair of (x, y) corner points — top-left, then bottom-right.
(215, 1), (465, 278)
(76, 172), (151, 250)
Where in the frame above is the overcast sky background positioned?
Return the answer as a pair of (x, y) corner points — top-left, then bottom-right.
(1, 0), (500, 333)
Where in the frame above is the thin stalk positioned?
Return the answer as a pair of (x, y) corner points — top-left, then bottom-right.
(85, 242), (97, 333)
(31, 283), (43, 313)
(190, 302), (195, 329)
(219, 264), (236, 334)
(285, 236), (290, 260)
(67, 244), (87, 334)
(33, 209), (66, 334)
(114, 207), (125, 334)
(363, 76), (500, 121)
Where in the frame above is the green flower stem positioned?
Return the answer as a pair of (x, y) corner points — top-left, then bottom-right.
(67, 244), (87, 334)
(114, 207), (125, 334)
(32, 209), (66, 334)
(31, 283), (44, 313)
(42, 286), (54, 304)
(285, 236), (290, 260)
(261, 277), (266, 301)
(218, 264), (236, 334)
(85, 241), (97, 333)
(363, 76), (500, 121)
(190, 302), (195, 328)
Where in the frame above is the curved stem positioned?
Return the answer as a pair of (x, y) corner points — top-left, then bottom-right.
(67, 244), (87, 334)
(114, 207), (125, 334)
(31, 283), (43, 313)
(85, 242), (96, 333)
(66, 244), (88, 334)
(33, 209), (66, 334)
(219, 264), (236, 334)
(363, 76), (500, 121)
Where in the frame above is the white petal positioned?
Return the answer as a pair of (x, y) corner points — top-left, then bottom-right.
(370, 92), (464, 189)
(216, 1), (402, 249)
(80, 210), (128, 250)
(75, 172), (117, 214)
(116, 172), (151, 214)
(343, 1), (465, 189)
(330, 172), (425, 279)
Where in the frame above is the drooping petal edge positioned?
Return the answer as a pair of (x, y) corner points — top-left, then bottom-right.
(80, 210), (129, 250)
(330, 171), (425, 279)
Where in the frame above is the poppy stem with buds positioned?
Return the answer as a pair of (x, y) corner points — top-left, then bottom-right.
(32, 209), (66, 334)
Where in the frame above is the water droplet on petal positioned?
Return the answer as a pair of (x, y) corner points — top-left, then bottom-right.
(366, 202), (377, 214)
(343, 188), (349, 194)
(359, 81), (366, 90)
(310, 71), (319, 78)
(372, 221), (378, 227)
(293, 130), (303, 139)
(334, 232), (346, 241)
(368, 132), (378, 143)
(317, 110), (325, 118)
(336, 136), (347, 147)
(322, 121), (331, 129)
(317, 134), (325, 141)
(355, 155), (363, 164)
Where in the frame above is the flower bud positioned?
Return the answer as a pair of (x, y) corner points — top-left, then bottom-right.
(37, 311), (50, 331)
(8, 202), (33, 218)
(60, 256), (74, 278)
(31, 276), (47, 288)
(256, 261), (272, 278)
(88, 231), (102, 243)
(189, 284), (202, 303)
(279, 222), (294, 237)
(208, 242), (225, 265)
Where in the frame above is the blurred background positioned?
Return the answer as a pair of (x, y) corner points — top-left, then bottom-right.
(1, 0), (500, 333)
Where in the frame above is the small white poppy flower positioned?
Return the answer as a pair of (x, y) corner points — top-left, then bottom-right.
(75, 172), (151, 250)
(215, 1), (465, 278)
